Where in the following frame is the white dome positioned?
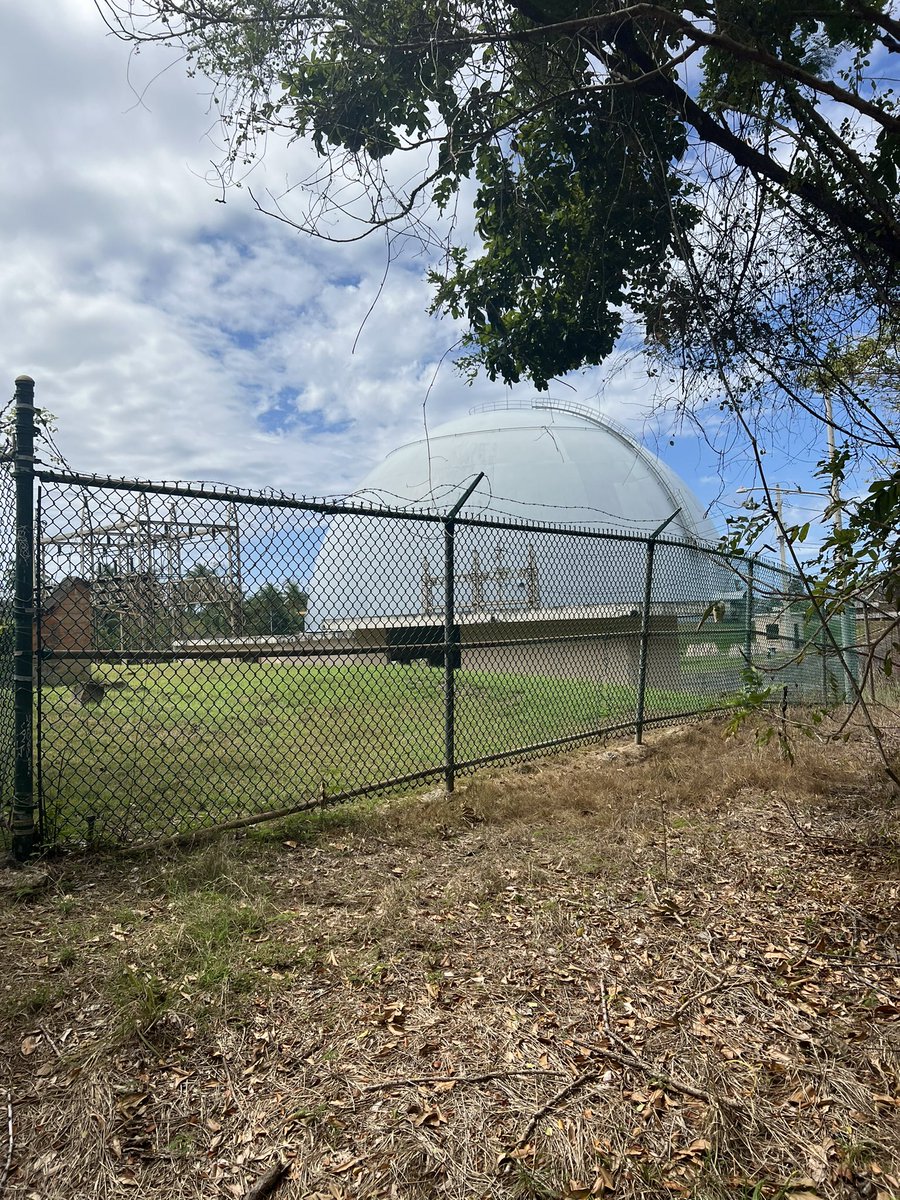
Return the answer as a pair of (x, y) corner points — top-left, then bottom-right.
(358, 400), (716, 541)
(308, 400), (721, 626)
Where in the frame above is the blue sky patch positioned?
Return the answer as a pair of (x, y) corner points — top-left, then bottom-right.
(256, 387), (353, 437)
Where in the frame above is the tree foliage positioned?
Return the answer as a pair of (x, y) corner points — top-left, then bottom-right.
(180, 567), (308, 638)
(242, 582), (308, 636)
(97, 0), (900, 703)
(97, 0), (900, 380)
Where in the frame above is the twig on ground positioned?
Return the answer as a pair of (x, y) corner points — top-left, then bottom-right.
(595, 979), (740, 1109)
(778, 795), (825, 842)
(671, 974), (753, 1020)
(362, 1068), (565, 1092)
(37, 1025), (62, 1059)
(508, 976), (742, 1157)
(572, 1039), (727, 1107)
(765, 1021), (825, 1047)
(820, 954), (900, 971)
(599, 978), (628, 1053)
(241, 1160), (290, 1200)
(512, 1070), (601, 1151)
(0, 1092), (13, 1200)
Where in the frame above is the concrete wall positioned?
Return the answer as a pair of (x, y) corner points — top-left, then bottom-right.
(352, 614), (681, 688)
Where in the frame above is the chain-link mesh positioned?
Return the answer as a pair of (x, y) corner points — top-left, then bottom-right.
(452, 523), (652, 766)
(0, 461), (15, 846)
(859, 599), (900, 709)
(734, 554), (864, 705)
(654, 547), (823, 709)
(31, 471), (862, 850)
(35, 477), (450, 847)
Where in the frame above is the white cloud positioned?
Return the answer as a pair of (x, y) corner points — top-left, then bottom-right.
(0, 0), (720, 512)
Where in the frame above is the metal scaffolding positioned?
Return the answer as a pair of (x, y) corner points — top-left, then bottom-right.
(420, 541), (541, 616)
(40, 494), (243, 650)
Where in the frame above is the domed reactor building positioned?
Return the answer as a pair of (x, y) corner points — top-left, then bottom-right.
(308, 399), (725, 687)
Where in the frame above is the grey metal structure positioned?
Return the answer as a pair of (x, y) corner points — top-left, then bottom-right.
(40, 494), (243, 648)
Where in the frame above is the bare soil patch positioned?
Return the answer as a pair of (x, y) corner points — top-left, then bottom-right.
(2, 720), (900, 1200)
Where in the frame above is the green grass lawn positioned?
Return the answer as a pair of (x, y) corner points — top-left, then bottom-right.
(35, 659), (707, 847)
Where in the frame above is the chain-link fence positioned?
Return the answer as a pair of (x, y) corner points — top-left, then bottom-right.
(17, 469), (849, 851)
(0, 457), (15, 830)
(0, 380), (869, 855)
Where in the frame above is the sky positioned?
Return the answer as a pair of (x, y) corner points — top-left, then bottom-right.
(0, 0), (840, 551)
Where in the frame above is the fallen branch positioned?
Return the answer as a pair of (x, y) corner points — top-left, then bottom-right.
(512, 1069), (601, 1151)
(242, 1161), (290, 1200)
(362, 1068), (564, 1092)
(594, 979), (740, 1110)
(572, 1039), (726, 1107)
(507, 982), (703, 1152)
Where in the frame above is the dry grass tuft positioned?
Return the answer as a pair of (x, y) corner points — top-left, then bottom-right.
(2, 717), (900, 1199)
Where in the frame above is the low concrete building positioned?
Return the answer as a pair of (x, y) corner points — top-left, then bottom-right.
(321, 603), (684, 688)
(752, 605), (804, 654)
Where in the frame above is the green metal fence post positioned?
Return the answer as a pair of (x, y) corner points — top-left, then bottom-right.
(635, 509), (680, 745)
(11, 375), (36, 860)
(443, 473), (485, 793)
(634, 539), (656, 746)
(443, 517), (456, 793)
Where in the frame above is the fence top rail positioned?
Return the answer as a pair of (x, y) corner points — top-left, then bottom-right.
(35, 467), (448, 524)
(34, 466), (795, 572)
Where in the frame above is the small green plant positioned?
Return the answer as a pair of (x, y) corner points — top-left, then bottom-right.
(0, 982), (61, 1021)
(110, 968), (170, 1041)
(166, 1132), (196, 1159)
(502, 1163), (560, 1200)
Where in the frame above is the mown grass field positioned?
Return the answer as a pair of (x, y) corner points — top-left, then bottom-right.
(37, 660), (713, 847)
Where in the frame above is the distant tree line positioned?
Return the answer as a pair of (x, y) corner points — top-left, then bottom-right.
(241, 581), (308, 637)
(181, 567), (308, 639)
(88, 563), (309, 649)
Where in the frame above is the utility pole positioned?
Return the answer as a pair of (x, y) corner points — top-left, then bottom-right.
(774, 484), (785, 570)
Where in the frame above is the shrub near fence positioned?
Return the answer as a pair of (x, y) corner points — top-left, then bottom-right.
(1, 377), (857, 855)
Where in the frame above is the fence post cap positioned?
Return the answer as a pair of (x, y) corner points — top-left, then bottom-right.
(14, 374), (35, 384)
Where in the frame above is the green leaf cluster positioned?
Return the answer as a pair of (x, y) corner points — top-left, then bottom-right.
(101, 0), (900, 388)
(430, 84), (695, 387)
